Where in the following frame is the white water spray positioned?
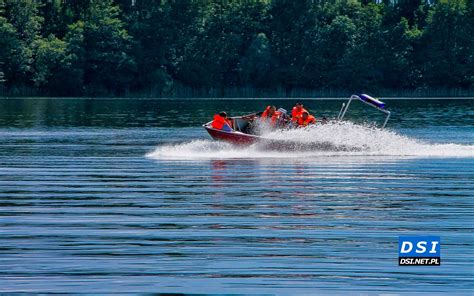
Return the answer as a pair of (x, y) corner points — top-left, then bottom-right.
(147, 122), (474, 160)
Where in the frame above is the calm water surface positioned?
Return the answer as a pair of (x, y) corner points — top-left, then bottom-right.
(0, 98), (473, 293)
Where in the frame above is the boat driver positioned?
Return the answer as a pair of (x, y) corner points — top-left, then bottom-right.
(211, 111), (233, 132)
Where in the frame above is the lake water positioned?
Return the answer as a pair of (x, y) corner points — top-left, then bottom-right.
(0, 98), (473, 294)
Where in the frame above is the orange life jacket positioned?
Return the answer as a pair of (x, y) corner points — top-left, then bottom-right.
(261, 106), (281, 125)
(261, 106), (272, 119)
(297, 115), (316, 126)
(271, 111), (282, 125)
(291, 107), (308, 121)
(211, 114), (226, 130)
(212, 114), (233, 130)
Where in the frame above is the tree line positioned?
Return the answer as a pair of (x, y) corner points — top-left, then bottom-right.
(0, 0), (472, 97)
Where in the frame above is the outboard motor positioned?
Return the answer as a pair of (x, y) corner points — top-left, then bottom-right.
(277, 107), (288, 116)
(277, 108), (289, 127)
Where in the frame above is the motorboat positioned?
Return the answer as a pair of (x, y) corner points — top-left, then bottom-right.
(203, 94), (391, 148)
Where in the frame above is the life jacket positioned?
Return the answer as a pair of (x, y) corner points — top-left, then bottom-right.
(291, 106), (308, 122)
(271, 111), (282, 125)
(211, 114), (226, 130)
(212, 114), (233, 130)
(261, 106), (281, 126)
(261, 106), (272, 119)
(297, 114), (316, 127)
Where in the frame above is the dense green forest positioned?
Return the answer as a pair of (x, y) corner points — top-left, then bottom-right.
(0, 0), (472, 97)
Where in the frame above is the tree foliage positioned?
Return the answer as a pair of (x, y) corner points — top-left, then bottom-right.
(0, 0), (472, 96)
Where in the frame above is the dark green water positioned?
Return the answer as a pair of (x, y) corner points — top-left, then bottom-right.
(0, 98), (473, 293)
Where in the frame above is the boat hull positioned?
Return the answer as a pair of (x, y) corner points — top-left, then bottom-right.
(204, 124), (260, 145)
(204, 120), (358, 152)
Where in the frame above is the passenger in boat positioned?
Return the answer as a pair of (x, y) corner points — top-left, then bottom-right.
(261, 105), (276, 119)
(211, 111), (233, 132)
(297, 111), (316, 127)
(291, 102), (308, 122)
(261, 105), (282, 127)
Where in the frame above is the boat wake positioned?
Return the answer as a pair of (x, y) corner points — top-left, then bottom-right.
(147, 122), (474, 160)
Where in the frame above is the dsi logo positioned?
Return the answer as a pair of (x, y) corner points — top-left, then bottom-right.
(398, 236), (441, 266)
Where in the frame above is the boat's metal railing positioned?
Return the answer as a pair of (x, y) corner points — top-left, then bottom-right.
(337, 94), (391, 128)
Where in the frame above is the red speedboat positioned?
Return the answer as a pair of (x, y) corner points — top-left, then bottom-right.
(203, 115), (342, 151)
(203, 94), (391, 149)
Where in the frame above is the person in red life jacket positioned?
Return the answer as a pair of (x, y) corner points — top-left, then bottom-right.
(211, 111), (233, 132)
(261, 105), (282, 127)
(291, 102), (308, 122)
(261, 105), (275, 120)
(297, 111), (316, 127)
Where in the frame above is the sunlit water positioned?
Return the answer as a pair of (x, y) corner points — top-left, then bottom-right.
(0, 98), (473, 293)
